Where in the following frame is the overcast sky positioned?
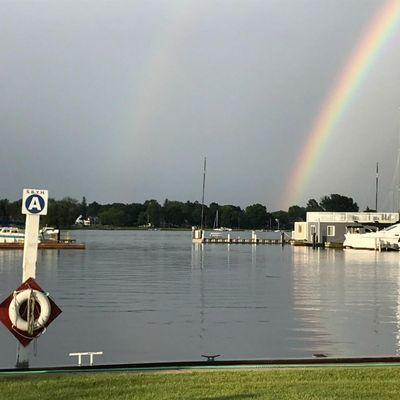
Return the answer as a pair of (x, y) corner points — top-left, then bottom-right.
(1, 0), (400, 211)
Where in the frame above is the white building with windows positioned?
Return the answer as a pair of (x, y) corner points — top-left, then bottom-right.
(292, 212), (400, 247)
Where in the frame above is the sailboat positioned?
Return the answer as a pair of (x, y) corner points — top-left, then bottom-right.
(213, 210), (232, 232)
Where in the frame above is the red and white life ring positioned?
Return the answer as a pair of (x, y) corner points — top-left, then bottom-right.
(8, 289), (51, 332)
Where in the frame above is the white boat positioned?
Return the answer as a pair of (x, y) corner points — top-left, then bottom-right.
(0, 226), (61, 244)
(0, 227), (25, 243)
(343, 223), (400, 250)
(40, 226), (59, 241)
(75, 215), (91, 226)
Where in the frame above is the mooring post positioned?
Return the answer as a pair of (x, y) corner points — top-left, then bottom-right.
(312, 232), (316, 249)
(16, 189), (48, 369)
(281, 232), (285, 246)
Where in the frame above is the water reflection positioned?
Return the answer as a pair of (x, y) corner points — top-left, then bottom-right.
(343, 248), (381, 266)
(0, 250), (22, 272)
(191, 243), (204, 270)
(251, 244), (256, 269)
(397, 260), (400, 354)
(292, 246), (400, 356)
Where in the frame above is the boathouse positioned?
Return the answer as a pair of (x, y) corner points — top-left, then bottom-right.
(292, 212), (400, 247)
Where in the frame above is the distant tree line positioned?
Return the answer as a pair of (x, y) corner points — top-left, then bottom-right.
(0, 194), (359, 230)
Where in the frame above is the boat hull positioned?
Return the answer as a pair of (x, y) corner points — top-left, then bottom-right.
(344, 233), (399, 250)
(0, 236), (25, 244)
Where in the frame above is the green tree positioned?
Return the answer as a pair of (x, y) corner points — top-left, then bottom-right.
(145, 200), (161, 227)
(306, 199), (323, 211)
(181, 201), (203, 227)
(319, 194), (359, 212)
(0, 199), (10, 225)
(288, 205), (306, 223)
(137, 211), (148, 226)
(244, 204), (267, 229)
(80, 196), (88, 218)
(220, 205), (242, 228)
(88, 201), (102, 217)
(271, 210), (290, 230)
(190, 202), (203, 227)
(98, 205), (126, 226)
(0, 199), (9, 217)
(163, 200), (185, 227)
(44, 197), (81, 227)
(125, 203), (145, 226)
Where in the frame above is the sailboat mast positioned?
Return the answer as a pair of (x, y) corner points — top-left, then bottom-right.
(375, 162), (379, 212)
(200, 157), (207, 230)
(387, 110), (400, 211)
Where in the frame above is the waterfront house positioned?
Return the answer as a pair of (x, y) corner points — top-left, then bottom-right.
(292, 212), (400, 247)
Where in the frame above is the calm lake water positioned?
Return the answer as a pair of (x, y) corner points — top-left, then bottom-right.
(1, 229), (400, 368)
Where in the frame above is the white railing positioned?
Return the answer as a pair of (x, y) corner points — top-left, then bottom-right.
(306, 212), (399, 224)
(69, 351), (103, 366)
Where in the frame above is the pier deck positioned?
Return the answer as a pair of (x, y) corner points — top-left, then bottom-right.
(0, 242), (85, 250)
(201, 238), (290, 245)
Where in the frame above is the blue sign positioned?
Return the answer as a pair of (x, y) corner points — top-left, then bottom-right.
(24, 195), (46, 214)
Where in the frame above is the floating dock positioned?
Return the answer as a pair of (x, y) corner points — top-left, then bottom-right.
(0, 242), (85, 250)
(192, 228), (291, 245)
(202, 238), (289, 245)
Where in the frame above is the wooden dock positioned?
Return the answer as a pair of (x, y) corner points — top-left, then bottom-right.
(0, 241), (85, 250)
(202, 238), (289, 245)
(192, 229), (292, 245)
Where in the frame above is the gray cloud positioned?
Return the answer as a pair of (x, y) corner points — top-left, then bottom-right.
(1, 0), (398, 211)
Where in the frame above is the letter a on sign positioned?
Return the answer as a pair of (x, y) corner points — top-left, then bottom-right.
(28, 196), (42, 212)
(22, 189), (48, 216)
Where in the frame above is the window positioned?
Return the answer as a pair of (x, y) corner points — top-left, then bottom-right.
(327, 226), (335, 236)
(298, 225), (302, 233)
(310, 225), (316, 235)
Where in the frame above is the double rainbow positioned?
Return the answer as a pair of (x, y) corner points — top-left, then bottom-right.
(281, 0), (400, 209)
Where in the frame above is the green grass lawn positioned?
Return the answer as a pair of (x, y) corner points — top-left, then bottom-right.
(1, 367), (400, 400)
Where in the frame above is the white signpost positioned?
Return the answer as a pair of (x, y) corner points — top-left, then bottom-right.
(16, 188), (48, 368)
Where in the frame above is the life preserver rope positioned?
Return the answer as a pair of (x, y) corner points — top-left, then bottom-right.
(8, 289), (51, 333)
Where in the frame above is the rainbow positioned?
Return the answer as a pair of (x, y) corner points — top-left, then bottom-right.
(281, 0), (400, 209)
(116, 3), (206, 158)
